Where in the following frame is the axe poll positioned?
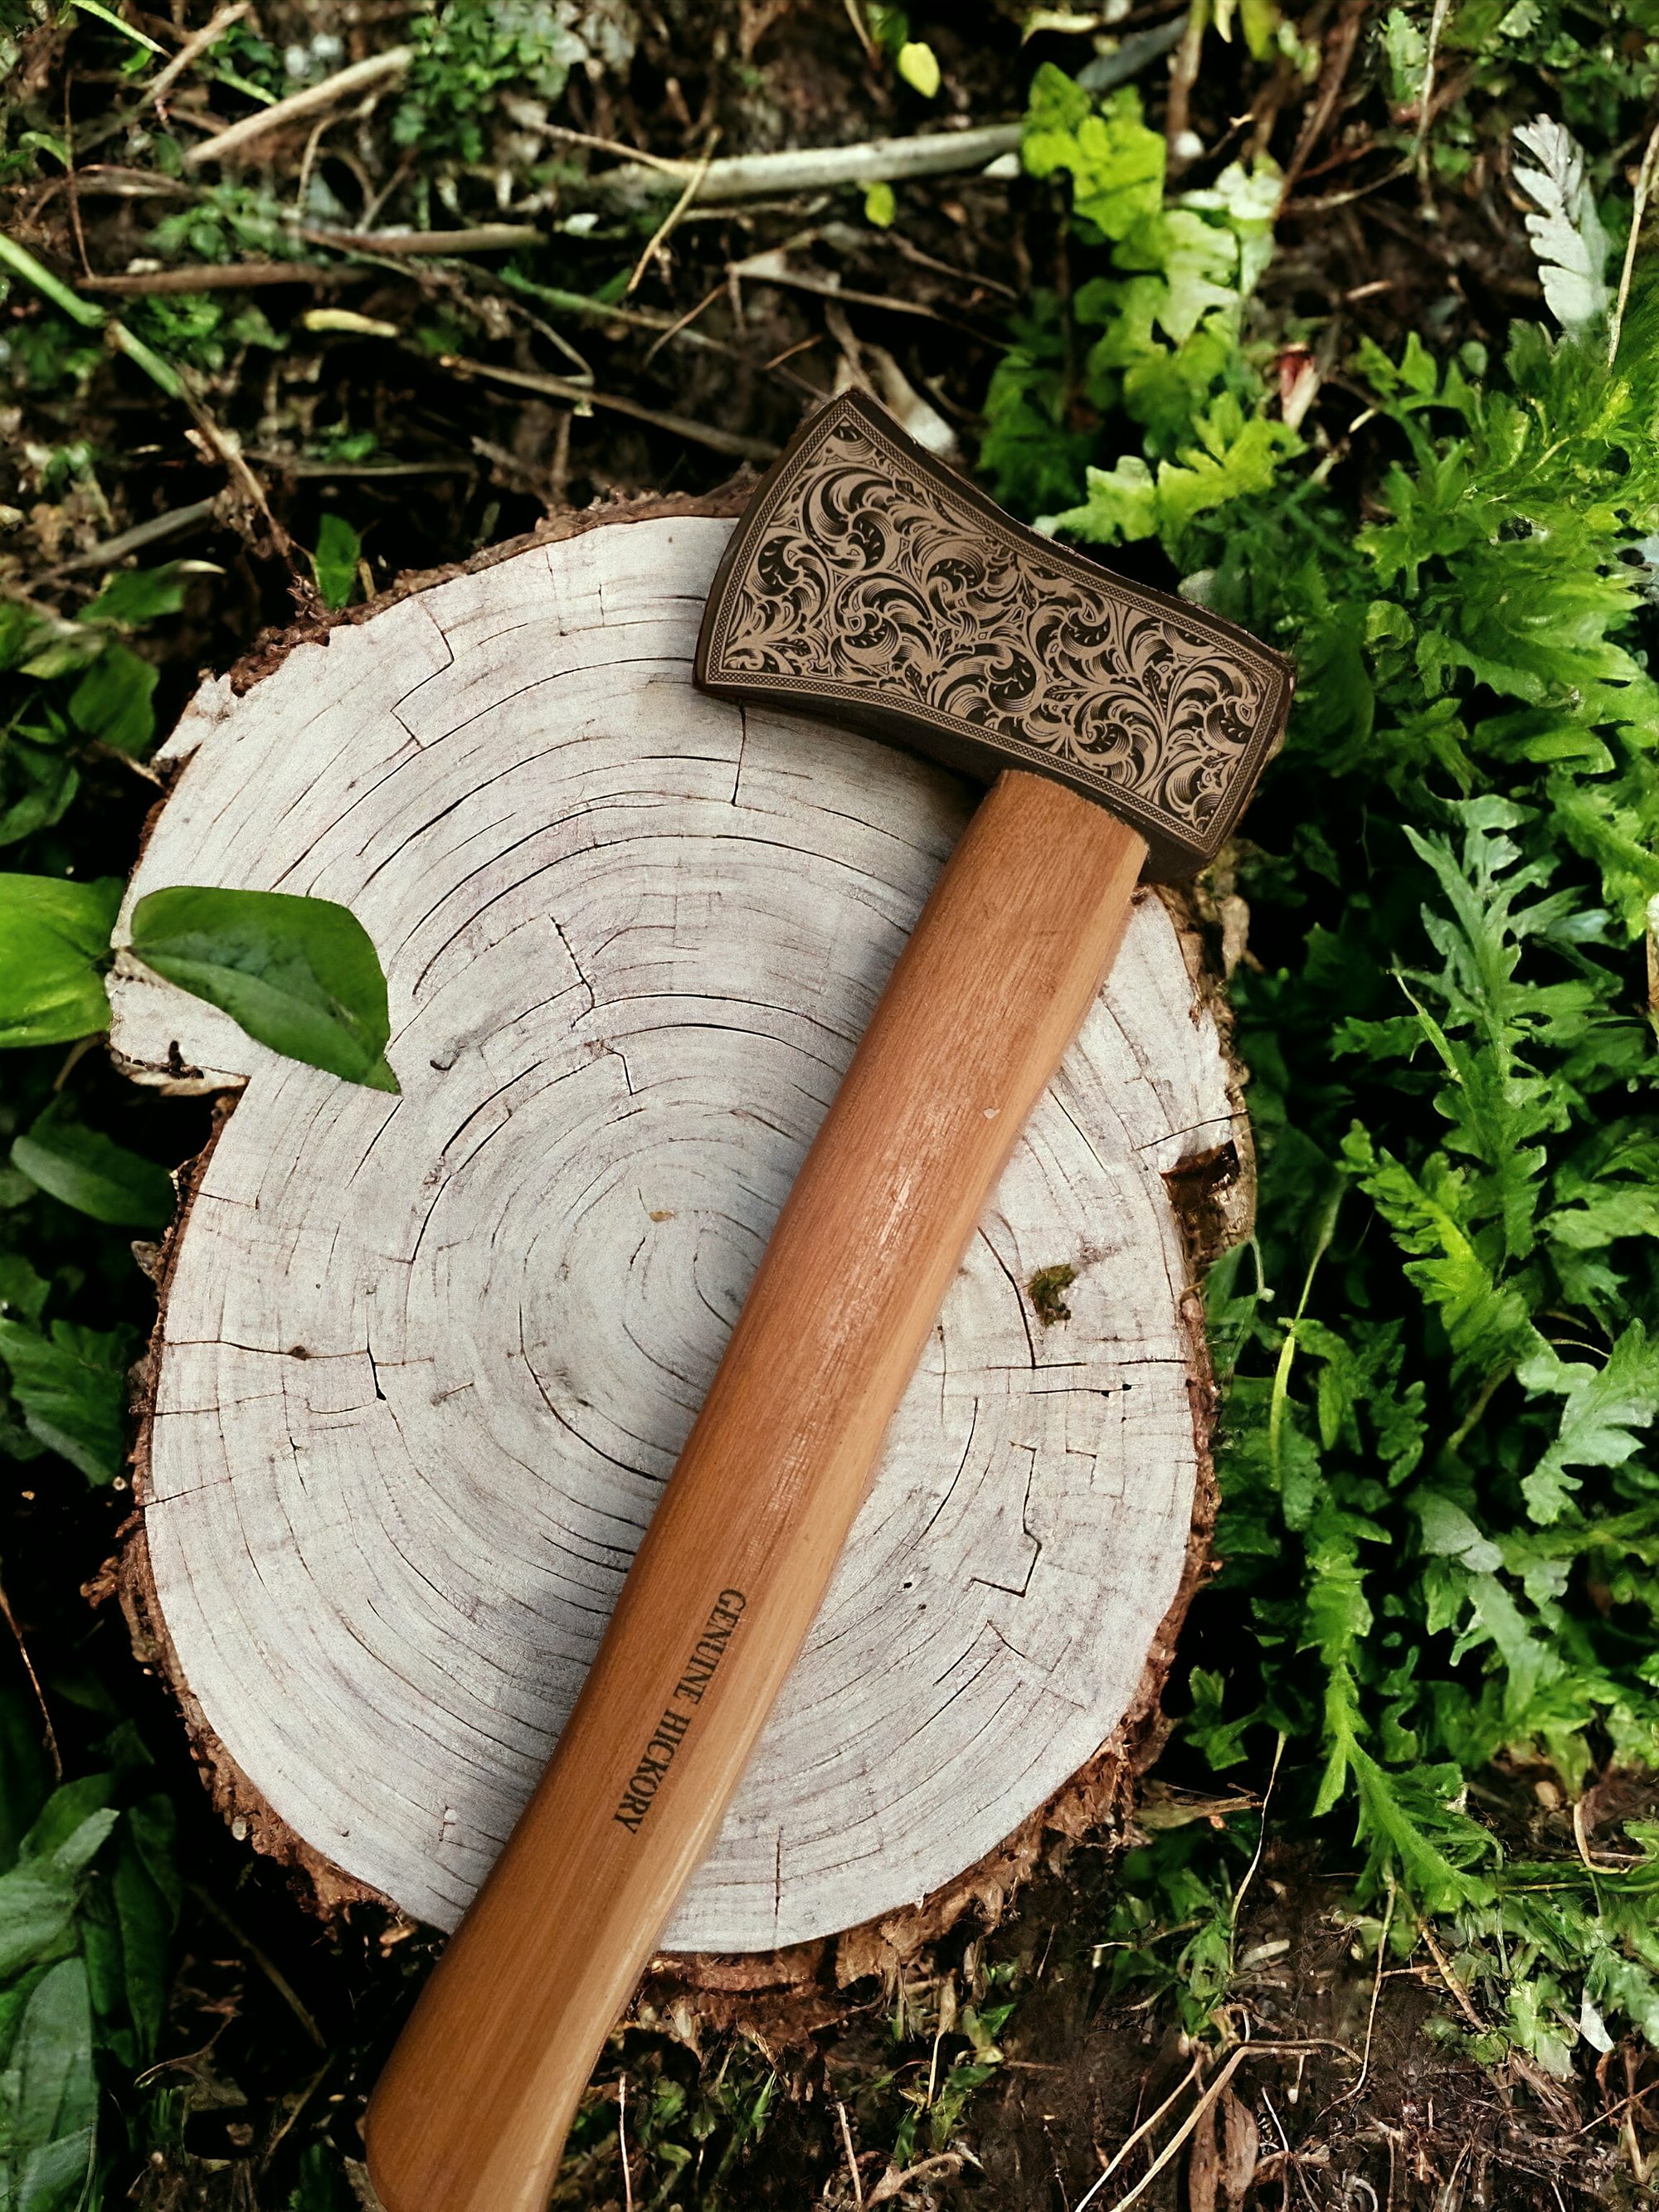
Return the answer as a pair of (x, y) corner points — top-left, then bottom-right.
(365, 391), (1292, 2212)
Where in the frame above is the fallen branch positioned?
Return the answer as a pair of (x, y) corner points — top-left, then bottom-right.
(726, 245), (966, 325)
(1608, 117), (1659, 368)
(300, 223), (543, 255)
(53, 164), (194, 197)
(81, 262), (368, 292)
(143, 1), (249, 113)
(249, 455), (474, 478)
(52, 498), (217, 573)
(1078, 2043), (1359, 2212)
(494, 271), (821, 397)
(182, 46), (411, 168)
(436, 354), (781, 461)
(591, 121), (1023, 210)
(626, 130), (718, 296)
(575, 27), (1184, 211)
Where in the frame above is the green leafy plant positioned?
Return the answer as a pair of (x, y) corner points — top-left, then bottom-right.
(309, 513), (362, 612)
(980, 58), (1659, 2069)
(0, 877), (124, 1048)
(0, 566), (202, 853)
(981, 66), (1290, 554)
(394, 0), (635, 164)
(0, 1689), (181, 2209)
(11, 1099), (173, 1230)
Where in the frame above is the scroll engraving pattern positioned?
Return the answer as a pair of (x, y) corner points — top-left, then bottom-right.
(716, 418), (1277, 846)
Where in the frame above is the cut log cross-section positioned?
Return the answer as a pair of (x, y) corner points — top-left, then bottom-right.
(111, 499), (1246, 1963)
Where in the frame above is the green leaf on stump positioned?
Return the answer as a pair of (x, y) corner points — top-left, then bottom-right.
(0, 876), (120, 1048)
(127, 885), (399, 1091)
(11, 1101), (173, 1229)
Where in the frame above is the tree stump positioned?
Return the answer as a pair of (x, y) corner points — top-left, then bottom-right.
(110, 500), (1247, 1962)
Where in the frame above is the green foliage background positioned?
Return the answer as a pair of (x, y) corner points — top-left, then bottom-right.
(980, 32), (1659, 2089)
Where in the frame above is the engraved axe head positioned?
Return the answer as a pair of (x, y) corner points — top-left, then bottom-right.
(695, 390), (1293, 881)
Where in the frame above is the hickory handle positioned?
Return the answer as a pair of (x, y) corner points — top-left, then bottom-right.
(364, 771), (1148, 2212)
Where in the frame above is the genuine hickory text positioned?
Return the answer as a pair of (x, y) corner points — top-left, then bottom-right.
(612, 1589), (747, 1833)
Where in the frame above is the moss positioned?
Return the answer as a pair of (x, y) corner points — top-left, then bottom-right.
(1026, 1262), (1077, 1328)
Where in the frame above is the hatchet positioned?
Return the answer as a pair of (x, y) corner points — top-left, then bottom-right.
(365, 391), (1292, 2212)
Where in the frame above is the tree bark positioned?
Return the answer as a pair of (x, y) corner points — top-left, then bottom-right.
(110, 495), (1250, 1971)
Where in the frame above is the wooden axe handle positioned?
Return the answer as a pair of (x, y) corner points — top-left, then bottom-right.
(365, 771), (1147, 2212)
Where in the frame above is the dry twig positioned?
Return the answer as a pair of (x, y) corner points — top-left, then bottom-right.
(0, 1574), (61, 1783)
(144, 0), (248, 113)
(1609, 119), (1659, 368)
(837, 2100), (865, 2208)
(592, 124), (1024, 209)
(51, 498), (217, 572)
(301, 224), (542, 255)
(182, 46), (411, 168)
(1320, 1879), (1396, 2118)
(436, 354), (781, 461)
(626, 130), (719, 296)
(81, 262), (366, 291)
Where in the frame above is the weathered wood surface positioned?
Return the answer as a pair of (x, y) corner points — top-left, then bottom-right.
(110, 510), (1241, 1955)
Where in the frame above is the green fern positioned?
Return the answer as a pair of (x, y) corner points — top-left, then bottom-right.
(992, 74), (1659, 2062)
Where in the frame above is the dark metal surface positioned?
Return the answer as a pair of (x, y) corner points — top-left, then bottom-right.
(695, 390), (1293, 880)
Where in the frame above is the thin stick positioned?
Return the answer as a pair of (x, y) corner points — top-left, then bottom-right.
(436, 353), (780, 461)
(1412, 0), (1452, 194)
(63, 77), (91, 280)
(1319, 1878), (1394, 2117)
(538, 122), (689, 175)
(145, 0), (248, 112)
(1573, 1796), (1603, 1874)
(626, 131), (718, 296)
(52, 1035), (102, 1091)
(1107, 2049), (1252, 2212)
(51, 497), (216, 571)
(1076, 2044), (1356, 2212)
(618, 2073), (634, 2212)
(0, 1575), (62, 1783)
(842, 0), (878, 62)
(185, 396), (293, 558)
(81, 263), (362, 291)
(302, 223), (542, 255)
(187, 1882), (325, 2045)
(1608, 119), (1659, 369)
(1080, 2053), (1204, 2200)
(259, 2055), (332, 2172)
(1230, 1730), (1287, 1944)
(763, 333), (821, 369)
(641, 282), (723, 367)
(356, 148), (415, 233)
(1163, 0), (1207, 163)
(293, 109), (333, 218)
(249, 455), (472, 478)
(1277, 0), (1366, 202)
(1418, 1916), (1483, 2030)
(837, 2102), (865, 2208)
(182, 46), (411, 167)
